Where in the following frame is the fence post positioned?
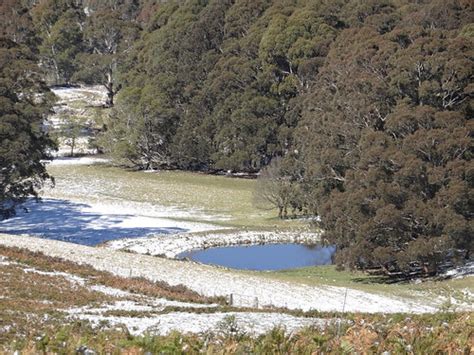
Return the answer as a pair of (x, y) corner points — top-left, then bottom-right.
(254, 297), (259, 309)
(337, 288), (348, 337)
(229, 293), (234, 306)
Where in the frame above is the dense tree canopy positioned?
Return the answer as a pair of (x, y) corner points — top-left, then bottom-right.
(0, 0), (56, 219)
(109, 0), (471, 275)
(291, 0), (473, 275)
(31, 0), (85, 84)
(106, 0), (343, 171)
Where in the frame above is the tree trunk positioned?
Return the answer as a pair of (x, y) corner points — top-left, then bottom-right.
(70, 137), (75, 157)
(105, 70), (115, 107)
(105, 88), (114, 107)
(105, 85), (114, 107)
(50, 45), (61, 85)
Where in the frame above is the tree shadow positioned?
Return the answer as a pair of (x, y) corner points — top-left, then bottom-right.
(0, 199), (187, 246)
(351, 276), (409, 285)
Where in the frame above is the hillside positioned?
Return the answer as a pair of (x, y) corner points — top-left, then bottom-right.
(0, 1), (473, 353)
(2, 0), (471, 274)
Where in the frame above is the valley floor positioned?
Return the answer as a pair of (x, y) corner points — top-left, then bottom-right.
(0, 233), (468, 316)
(0, 87), (472, 344)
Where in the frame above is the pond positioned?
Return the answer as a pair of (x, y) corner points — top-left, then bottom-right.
(178, 243), (336, 271)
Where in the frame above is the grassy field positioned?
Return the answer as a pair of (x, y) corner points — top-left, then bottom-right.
(44, 163), (473, 302)
(250, 265), (473, 303)
(46, 164), (306, 229)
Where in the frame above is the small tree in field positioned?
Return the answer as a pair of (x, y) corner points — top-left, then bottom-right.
(56, 114), (87, 157)
(253, 158), (294, 219)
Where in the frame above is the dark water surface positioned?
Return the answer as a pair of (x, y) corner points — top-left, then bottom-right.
(178, 243), (336, 271)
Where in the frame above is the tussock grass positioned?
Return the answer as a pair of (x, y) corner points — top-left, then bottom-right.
(1, 247), (472, 353)
(0, 254), (110, 347)
(0, 245), (225, 349)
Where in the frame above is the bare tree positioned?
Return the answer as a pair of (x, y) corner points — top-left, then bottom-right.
(253, 158), (293, 219)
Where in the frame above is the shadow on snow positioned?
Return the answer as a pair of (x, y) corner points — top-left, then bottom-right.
(0, 198), (187, 246)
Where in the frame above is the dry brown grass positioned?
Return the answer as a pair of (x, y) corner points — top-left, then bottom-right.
(0, 245), (223, 349)
(1, 245), (472, 354)
(0, 255), (111, 347)
(0, 246), (224, 304)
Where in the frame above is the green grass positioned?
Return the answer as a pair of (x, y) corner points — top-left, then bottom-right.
(46, 164), (305, 229)
(245, 265), (474, 302)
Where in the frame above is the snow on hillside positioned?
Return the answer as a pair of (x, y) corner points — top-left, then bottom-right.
(45, 85), (108, 157)
(3, 234), (467, 314)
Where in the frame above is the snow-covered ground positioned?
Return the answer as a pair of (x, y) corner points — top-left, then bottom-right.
(442, 262), (474, 279)
(72, 311), (327, 337)
(2, 158), (228, 247)
(106, 230), (321, 258)
(0, 198), (218, 246)
(48, 267), (326, 337)
(50, 85), (107, 107)
(2, 233), (468, 314)
(45, 85), (108, 157)
(44, 156), (110, 166)
(1, 253), (325, 337)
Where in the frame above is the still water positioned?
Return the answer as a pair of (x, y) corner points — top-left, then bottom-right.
(178, 243), (336, 271)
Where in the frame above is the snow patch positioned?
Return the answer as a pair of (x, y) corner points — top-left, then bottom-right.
(50, 85), (107, 106)
(22, 267), (87, 285)
(0, 255), (13, 266)
(0, 198), (219, 246)
(88, 285), (217, 309)
(69, 311), (327, 336)
(89, 285), (133, 298)
(44, 157), (109, 166)
(67, 301), (158, 315)
(442, 262), (474, 279)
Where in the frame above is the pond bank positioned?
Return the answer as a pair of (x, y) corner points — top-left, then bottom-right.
(104, 230), (322, 258)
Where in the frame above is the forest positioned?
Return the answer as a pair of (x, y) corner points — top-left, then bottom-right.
(1, 0), (473, 276)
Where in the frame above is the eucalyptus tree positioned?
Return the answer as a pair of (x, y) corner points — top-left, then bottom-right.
(0, 0), (56, 218)
(294, 0), (473, 275)
(31, 0), (85, 84)
(74, 8), (140, 107)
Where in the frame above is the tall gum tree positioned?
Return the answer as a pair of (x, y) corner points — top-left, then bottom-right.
(31, 0), (85, 84)
(0, 1), (56, 219)
(74, 9), (140, 107)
